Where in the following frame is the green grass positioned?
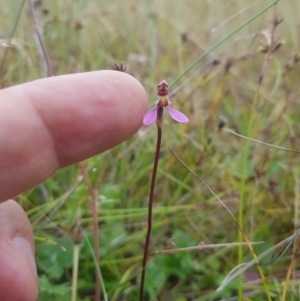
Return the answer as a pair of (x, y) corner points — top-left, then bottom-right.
(2, 0), (300, 300)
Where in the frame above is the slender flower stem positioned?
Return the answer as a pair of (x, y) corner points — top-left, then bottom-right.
(79, 162), (101, 301)
(28, 0), (53, 77)
(139, 107), (163, 301)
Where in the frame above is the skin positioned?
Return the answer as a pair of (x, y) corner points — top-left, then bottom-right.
(0, 70), (148, 301)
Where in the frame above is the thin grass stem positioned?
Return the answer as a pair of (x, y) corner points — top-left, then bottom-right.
(71, 244), (80, 301)
(281, 237), (300, 301)
(237, 87), (259, 300)
(0, 0), (26, 83)
(151, 241), (264, 255)
(169, 147), (271, 300)
(226, 129), (300, 153)
(170, 0), (280, 88)
(83, 230), (108, 301)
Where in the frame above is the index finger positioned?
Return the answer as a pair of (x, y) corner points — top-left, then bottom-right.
(0, 71), (148, 201)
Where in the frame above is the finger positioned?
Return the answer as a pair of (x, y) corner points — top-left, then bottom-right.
(0, 71), (148, 201)
(0, 200), (38, 301)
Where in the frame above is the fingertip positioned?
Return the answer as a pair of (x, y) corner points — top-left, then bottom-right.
(0, 243), (39, 301)
(111, 71), (148, 115)
(0, 201), (38, 301)
(24, 70), (149, 165)
(0, 71), (148, 200)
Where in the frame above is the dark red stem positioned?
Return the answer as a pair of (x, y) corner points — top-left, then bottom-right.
(139, 107), (163, 301)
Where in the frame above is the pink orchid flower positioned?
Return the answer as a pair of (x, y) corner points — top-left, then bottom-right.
(143, 80), (189, 126)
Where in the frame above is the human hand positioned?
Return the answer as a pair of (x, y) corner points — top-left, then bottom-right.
(0, 71), (147, 301)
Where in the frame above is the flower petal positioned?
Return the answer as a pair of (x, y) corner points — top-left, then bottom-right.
(143, 107), (158, 126)
(166, 107), (189, 123)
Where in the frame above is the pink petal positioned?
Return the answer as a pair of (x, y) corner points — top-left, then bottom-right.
(166, 107), (189, 123)
(143, 107), (158, 126)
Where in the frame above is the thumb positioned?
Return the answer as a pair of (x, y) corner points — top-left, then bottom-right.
(0, 200), (38, 301)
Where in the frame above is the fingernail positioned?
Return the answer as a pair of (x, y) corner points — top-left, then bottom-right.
(11, 236), (37, 278)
